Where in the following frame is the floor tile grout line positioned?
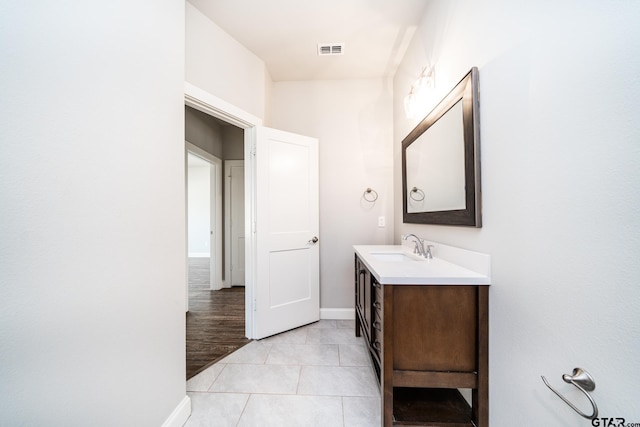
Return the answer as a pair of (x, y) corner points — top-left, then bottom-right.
(234, 392), (252, 427)
(192, 390), (252, 396)
(262, 342), (273, 365)
(206, 363), (228, 392)
(295, 364), (303, 395)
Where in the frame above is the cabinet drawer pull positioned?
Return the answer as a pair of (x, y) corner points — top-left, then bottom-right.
(373, 301), (381, 310)
(373, 320), (381, 331)
(373, 341), (382, 351)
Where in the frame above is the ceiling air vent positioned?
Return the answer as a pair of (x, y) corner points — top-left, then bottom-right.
(317, 43), (344, 56)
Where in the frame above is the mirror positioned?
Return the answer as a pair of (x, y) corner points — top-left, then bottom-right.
(402, 67), (481, 227)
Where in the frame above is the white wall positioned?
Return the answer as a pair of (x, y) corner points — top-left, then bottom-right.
(271, 79), (394, 309)
(186, 106), (244, 160)
(222, 125), (245, 160)
(186, 1), (272, 121)
(186, 106), (224, 158)
(394, 0), (640, 423)
(188, 164), (211, 256)
(0, 2), (187, 426)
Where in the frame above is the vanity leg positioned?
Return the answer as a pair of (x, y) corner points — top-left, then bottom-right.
(355, 258), (361, 338)
(382, 285), (394, 426)
(473, 286), (489, 426)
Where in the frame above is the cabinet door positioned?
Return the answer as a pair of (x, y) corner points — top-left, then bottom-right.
(355, 258), (364, 314)
(363, 266), (372, 338)
(355, 256), (372, 339)
(355, 257), (367, 337)
(393, 285), (477, 372)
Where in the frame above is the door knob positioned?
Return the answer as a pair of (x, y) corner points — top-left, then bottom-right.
(308, 236), (319, 244)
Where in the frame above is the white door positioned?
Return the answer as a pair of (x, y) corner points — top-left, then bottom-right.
(225, 160), (245, 287)
(254, 126), (319, 339)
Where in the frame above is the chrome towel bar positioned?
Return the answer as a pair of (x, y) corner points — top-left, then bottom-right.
(541, 367), (598, 420)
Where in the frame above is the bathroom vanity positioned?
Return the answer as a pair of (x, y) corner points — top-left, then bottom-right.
(354, 244), (490, 426)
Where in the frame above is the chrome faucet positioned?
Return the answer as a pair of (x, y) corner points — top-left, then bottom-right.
(402, 234), (433, 259)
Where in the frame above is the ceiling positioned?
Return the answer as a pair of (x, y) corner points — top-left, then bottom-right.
(188, 0), (429, 81)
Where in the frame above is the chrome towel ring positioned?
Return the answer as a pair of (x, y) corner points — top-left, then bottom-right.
(409, 187), (425, 201)
(363, 188), (378, 203)
(541, 367), (598, 420)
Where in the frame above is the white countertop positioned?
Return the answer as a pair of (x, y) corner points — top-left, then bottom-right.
(354, 245), (491, 285)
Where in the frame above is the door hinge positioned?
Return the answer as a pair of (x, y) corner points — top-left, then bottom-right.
(253, 298), (257, 312)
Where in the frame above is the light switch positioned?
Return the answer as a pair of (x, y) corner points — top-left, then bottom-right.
(378, 216), (385, 227)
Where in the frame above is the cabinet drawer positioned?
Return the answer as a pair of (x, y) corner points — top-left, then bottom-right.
(372, 279), (382, 317)
(371, 306), (383, 359)
(372, 311), (382, 334)
(372, 299), (382, 320)
(371, 278), (383, 361)
(371, 325), (382, 361)
(373, 280), (382, 302)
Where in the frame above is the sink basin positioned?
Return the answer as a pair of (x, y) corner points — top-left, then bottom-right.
(370, 252), (418, 262)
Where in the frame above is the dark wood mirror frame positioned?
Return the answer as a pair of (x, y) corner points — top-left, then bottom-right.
(402, 67), (481, 227)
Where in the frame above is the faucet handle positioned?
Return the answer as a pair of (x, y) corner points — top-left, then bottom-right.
(425, 245), (434, 259)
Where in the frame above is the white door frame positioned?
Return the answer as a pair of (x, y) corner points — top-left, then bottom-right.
(224, 160), (245, 288)
(185, 82), (262, 338)
(186, 142), (223, 291)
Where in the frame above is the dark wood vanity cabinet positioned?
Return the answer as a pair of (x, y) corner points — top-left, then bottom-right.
(355, 254), (489, 427)
(354, 256), (371, 341)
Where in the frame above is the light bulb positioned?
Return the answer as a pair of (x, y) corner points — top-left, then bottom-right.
(415, 66), (435, 96)
(404, 92), (416, 119)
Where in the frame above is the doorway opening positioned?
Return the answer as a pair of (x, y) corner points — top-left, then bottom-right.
(184, 82), (320, 344)
(185, 104), (249, 378)
(185, 83), (261, 341)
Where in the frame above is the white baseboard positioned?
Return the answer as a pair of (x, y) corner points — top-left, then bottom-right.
(162, 395), (191, 427)
(188, 252), (210, 258)
(320, 308), (355, 320)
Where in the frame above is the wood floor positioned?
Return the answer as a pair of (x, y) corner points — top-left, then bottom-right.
(186, 257), (251, 379)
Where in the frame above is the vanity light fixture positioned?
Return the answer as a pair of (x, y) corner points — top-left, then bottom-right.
(403, 64), (435, 118)
(403, 88), (417, 119)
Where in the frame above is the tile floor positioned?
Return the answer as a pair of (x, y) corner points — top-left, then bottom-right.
(185, 319), (381, 427)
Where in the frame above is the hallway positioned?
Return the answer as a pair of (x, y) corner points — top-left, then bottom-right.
(186, 258), (250, 379)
